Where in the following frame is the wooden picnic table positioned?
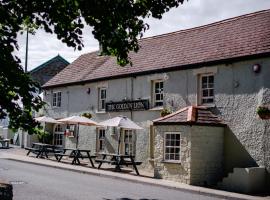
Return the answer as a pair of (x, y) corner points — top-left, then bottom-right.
(56, 148), (96, 168)
(25, 143), (62, 159)
(95, 153), (142, 175)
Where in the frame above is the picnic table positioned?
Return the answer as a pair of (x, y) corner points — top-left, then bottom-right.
(0, 139), (10, 149)
(56, 148), (96, 168)
(25, 143), (62, 159)
(95, 153), (142, 175)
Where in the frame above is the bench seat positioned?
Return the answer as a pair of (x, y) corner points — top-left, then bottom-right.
(95, 159), (116, 164)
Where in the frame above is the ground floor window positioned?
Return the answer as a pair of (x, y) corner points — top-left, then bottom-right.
(54, 133), (64, 146)
(164, 132), (180, 161)
(123, 129), (134, 155)
(97, 128), (106, 152)
(54, 124), (64, 146)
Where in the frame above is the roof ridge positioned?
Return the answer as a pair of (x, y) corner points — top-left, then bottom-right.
(30, 55), (69, 73)
(141, 9), (270, 42)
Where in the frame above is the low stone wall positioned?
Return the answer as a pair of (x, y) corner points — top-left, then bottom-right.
(0, 182), (13, 200)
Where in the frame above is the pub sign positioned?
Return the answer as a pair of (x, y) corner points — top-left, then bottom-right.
(106, 99), (149, 112)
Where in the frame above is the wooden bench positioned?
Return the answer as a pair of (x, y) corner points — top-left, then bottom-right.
(95, 159), (117, 168)
(120, 161), (142, 166)
(25, 147), (40, 156)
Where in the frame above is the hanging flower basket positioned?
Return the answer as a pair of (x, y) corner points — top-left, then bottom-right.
(257, 106), (270, 120)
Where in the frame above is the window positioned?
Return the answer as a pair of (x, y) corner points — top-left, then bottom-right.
(98, 88), (106, 111)
(153, 80), (164, 107)
(124, 129), (134, 155)
(200, 74), (214, 104)
(164, 132), (180, 161)
(54, 124), (64, 146)
(97, 129), (106, 151)
(52, 92), (61, 107)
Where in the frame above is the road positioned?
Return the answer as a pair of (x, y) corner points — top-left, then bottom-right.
(0, 159), (222, 200)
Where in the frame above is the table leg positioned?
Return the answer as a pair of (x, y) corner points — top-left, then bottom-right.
(130, 156), (140, 175)
(87, 152), (95, 168)
(114, 156), (121, 172)
(98, 154), (106, 169)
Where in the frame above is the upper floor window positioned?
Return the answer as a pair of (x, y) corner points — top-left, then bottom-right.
(98, 88), (107, 111)
(153, 80), (164, 107)
(52, 92), (61, 107)
(164, 132), (180, 161)
(200, 74), (214, 104)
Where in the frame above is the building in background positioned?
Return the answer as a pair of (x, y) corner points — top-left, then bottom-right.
(0, 55), (69, 146)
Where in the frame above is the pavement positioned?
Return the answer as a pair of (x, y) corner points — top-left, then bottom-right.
(0, 145), (268, 200)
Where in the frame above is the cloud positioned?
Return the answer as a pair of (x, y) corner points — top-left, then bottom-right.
(15, 0), (270, 70)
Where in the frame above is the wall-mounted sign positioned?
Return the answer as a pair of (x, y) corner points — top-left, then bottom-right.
(106, 99), (149, 112)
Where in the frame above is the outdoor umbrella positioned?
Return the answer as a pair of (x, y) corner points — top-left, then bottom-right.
(98, 116), (143, 154)
(35, 116), (61, 124)
(57, 116), (97, 148)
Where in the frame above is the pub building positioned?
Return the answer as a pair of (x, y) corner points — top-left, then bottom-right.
(40, 10), (270, 193)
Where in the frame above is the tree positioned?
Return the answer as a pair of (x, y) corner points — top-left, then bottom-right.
(0, 0), (184, 134)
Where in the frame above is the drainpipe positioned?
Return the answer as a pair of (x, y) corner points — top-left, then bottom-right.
(130, 77), (134, 120)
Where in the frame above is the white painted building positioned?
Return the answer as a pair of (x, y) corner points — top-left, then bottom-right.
(41, 10), (270, 193)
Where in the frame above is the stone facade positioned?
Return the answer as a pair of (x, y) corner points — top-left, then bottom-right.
(153, 125), (224, 185)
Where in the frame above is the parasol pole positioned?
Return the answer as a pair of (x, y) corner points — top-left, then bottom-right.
(117, 128), (121, 154)
(76, 123), (79, 149)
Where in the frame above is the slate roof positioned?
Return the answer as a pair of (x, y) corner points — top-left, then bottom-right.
(43, 9), (270, 89)
(153, 106), (225, 126)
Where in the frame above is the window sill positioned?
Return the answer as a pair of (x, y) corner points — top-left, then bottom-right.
(200, 103), (216, 108)
(95, 110), (106, 114)
(149, 106), (163, 111)
(161, 160), (181, 164)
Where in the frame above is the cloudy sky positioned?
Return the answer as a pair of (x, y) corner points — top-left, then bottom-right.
(16, 0), (270, 71)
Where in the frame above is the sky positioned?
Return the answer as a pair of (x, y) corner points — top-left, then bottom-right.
(15, 0), (270, 71)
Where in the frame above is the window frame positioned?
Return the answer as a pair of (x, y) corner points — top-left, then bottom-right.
(98, 87), (107, 111)
(97, 128), (106, 152)
(199, 74), (214, 105)
(164, 132), (181, 162)
(152, 80), (164, 107)
(53, 124), (64, 147)
(123, 129), (134, 155)
(52, 91), (61, 108)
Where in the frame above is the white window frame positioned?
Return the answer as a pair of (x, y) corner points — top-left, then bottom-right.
(164, 132), (181, 161)
(97, 128), (106, 152)
(98, 87), (107, 111)
(52, 91), (61, 107)
(152, 80), (164, 107)
(123, 129), (134, 155)
(53, 124), (64, 147)
(199, 74), (214, 105)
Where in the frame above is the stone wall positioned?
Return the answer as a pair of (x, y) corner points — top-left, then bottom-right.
(153, 125), (224, 185)
(190, 126), (224, 186)
(153, 125), (191, 183)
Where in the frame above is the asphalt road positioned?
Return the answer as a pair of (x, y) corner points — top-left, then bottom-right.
(0, 159), (222, 200)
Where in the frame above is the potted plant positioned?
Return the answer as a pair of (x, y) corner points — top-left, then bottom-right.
(256, 106), (270, 119)
(82, 112), (92, 119)
(37, 130), (53, 144)
(160, 108), (172, 117)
